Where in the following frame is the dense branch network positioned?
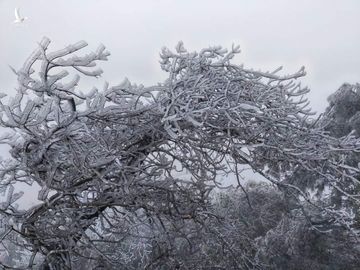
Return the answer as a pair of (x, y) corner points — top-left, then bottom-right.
(0, 38), (359, 269)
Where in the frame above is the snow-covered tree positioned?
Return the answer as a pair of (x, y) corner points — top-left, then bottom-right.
(0, 38), (360, 269)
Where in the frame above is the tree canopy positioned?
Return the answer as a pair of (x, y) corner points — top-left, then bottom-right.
(0, 38), (359, 269)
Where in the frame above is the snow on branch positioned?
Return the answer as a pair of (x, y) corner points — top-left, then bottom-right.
(0, 38), (359, 268)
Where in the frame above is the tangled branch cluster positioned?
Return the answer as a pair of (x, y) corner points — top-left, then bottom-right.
(0, 38), (359, 269)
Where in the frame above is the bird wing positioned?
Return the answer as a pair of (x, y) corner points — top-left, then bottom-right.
(14, 7), (21, 20)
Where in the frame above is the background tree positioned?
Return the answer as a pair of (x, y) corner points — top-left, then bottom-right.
(322, 83), (360, 224)
(255, 83), (360, 270)
(0, 38), (360, 269)
(171, 182), (286, 269)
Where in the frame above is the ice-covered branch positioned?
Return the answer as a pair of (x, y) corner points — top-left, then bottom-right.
(0, 39), (360, 268)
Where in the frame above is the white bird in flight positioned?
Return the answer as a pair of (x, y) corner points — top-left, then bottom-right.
(14, 7), (27, 23)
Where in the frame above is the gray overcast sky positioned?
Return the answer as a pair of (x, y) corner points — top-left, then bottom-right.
(0, 0), (359, 206)
(1, 0), (360, 114)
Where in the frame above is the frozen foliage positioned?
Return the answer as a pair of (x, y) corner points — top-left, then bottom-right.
(0, 38), (360, 269)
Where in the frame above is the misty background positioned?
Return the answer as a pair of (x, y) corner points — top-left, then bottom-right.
(1, 0), (359, 114)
